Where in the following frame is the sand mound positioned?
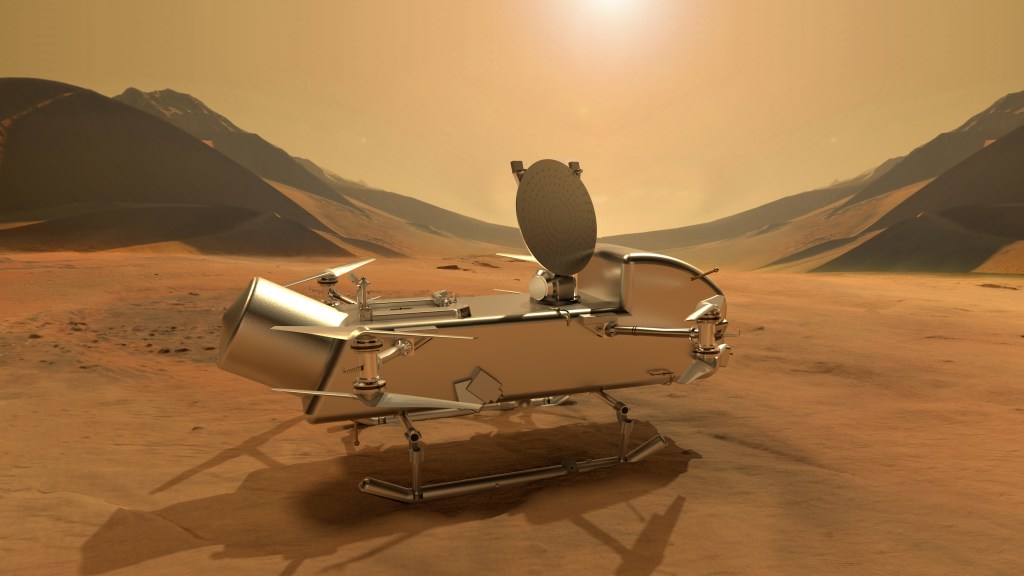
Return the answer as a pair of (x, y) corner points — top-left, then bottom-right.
(0, 77), (81, 118)
(662, 181), (922, 272)
(0, 205), (351, 256)
(814, 211), (1015, 272)
(115, 87), (359, 209)
(0, 78), (319, 231)
(840, 90), (1024, 207)
(870, 121), (1024, 231)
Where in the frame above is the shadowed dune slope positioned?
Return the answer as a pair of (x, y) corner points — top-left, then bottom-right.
(268, 180), (525, 258)
(0, 205), (351, 256)
(816, 122), (1024, 272)
(839, 90), (1024, 208)
(115, 88), (358, 209)
(600, 157), (902, 251)
(661, 179), (924, 272)
(0, 78), (366, 255)
(0, 79), (321, 231)
(339, 186), (525, 248)
(814, 210), (1017, 273)
(601, 185), (857, 250)
(297, 158), (525, 249)
(869, 121), (1024, 231)
(0, 77), (81, 118)
(113, 87), (521, 248)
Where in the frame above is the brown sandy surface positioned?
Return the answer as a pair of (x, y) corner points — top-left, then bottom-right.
(2, 251), (1023, 575)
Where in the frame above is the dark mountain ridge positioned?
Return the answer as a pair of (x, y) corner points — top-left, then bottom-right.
(117, 87), (524, 248)
(600, 156), (901, 250)
(0, 78), (347, 255)
(115, 87), (356, 208)
(839, 90), (1024, 208)
(870, 121), (1024, 231)
(815, 121), (1024, 273)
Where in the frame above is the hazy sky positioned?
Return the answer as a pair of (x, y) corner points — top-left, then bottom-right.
(3, 0), (1023, 235)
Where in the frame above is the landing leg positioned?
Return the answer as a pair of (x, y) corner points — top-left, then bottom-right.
(593, 390), (636, 462)
(358, 394), (669, 503)
(400, 413), (424, 500)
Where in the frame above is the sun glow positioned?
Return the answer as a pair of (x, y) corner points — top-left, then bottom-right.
(591, 0), (631, 12)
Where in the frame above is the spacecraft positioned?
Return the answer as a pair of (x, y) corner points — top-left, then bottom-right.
(218, 159), (731, 502)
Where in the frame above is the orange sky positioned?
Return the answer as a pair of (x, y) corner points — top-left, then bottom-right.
(2, 0), (1023, 235)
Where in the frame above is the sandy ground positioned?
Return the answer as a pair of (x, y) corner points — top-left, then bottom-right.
(1, 251), (1023, 575)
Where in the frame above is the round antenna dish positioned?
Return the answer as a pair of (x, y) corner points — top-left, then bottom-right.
(515, 160), (597, 276)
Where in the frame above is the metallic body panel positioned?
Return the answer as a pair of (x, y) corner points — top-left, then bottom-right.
(217, 244), (727, 424)
(218, 277), (347, 411)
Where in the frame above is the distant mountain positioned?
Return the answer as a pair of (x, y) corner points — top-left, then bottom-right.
(293, 157), (369, 191)
(601, 156), (901, 250)
(838, 90), (1024, 208)
(296, 156), (524, 248)
(603, 89), (1024, 275)
(118, 88), (524, 249)
(0, 79), (317, 223)
(114, 87), (357, 209)
(814, 208), (1024, 273)
(0, 205), (350, 256)
(0, 78), (522, 256)
(870, 121), (1024, 230)
(815, 122), (1024, 272)
(0, 77), (347, 255)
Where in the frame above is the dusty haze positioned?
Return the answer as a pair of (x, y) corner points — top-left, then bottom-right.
(2, 0), (1023, 234)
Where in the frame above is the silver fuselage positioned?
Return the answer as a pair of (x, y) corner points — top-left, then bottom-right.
(219, 244), (728, 424)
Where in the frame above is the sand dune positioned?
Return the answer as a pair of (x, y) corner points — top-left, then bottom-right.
(0, 79), (516, 259)
(816, 211), (1015, 272)
(0, 205), (352, 256)
(115, 88), (359, 209)
(114, 87), (522, 248)
(606, 91), (1024, 275)
(817, 123), (1024, 273)
(0, 80), (316, 226)
(0, 78), (353, 257)
(871, 121), (1024, 231)
(602, 183), (859, 251)
(2, 251), (1022, 575)
(660, 180), (925, 272)
(979, 240), (1024, 274)
(839, 90), (1024, 207)
(270, 180), (522, 258)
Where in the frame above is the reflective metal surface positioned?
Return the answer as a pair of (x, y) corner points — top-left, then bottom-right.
(218, 277), (345, 396)
(515, 159), (597, 276)
(216, 158), (733, 502)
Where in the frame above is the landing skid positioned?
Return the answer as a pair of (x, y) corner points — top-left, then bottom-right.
(358, 391), (668, 502)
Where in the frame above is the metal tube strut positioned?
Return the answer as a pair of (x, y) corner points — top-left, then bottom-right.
(357, 391), (668, 503)
(358, 435), (667, 503)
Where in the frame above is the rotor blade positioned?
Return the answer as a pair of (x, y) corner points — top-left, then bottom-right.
(375, 392), (483, 411)
(271, 388), (481, 411)
(496, 252), (539, 263)
(284, 258), (376, 287)
(271, 326), (360, 339)
(328, 258), (376, 278)
(272, 388), (360, 399)
(492, 289), (520, 293)
(271, 326), (477, 341)
(375, 329), (476, 340)
(676, 359), (716, 384)
(686, 294), (725, 321)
